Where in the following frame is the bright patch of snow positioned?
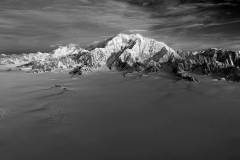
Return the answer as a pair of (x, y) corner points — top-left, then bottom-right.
(91, 33), (177, 63)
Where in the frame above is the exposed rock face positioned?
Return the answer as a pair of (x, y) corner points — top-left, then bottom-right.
(106, 45), (240, 82)
(192, 49), (240, 81)
(160, 48), (240, 82)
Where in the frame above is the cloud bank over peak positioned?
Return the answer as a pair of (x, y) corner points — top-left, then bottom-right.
(119, 0), (240, 50)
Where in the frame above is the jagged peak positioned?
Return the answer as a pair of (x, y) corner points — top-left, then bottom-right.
(51, 44), (87, 58)
(86, 33), (174, 52)
(91, 33), (176, 59)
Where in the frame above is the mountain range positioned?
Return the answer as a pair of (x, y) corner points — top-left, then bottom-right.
(1, 33), (240, 82)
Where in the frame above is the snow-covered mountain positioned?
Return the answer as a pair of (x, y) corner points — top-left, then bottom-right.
(0, 33), (178, 72)
(0, 44), (86, 65)
(91, 33), (178, 65)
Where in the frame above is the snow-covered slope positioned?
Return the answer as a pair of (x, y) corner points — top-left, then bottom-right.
(0, 44), (86, 66)
(91, 33), (178, 65)
(0, 33), (178, 72)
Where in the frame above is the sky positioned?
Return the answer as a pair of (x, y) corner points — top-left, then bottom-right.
(0, 0), (240, 54)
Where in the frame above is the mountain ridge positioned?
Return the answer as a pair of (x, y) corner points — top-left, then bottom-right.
(0, 33), (177, 72)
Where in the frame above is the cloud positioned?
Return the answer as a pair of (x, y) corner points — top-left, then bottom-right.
(0, 0), (154, 53)
(0, 0), (240, 53)
(119, 0), (240, 49)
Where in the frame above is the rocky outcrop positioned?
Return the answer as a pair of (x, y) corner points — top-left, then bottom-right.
(173, 48), (240, 81)
(107, 45), (240, 82)
(150, 48), (240, 82)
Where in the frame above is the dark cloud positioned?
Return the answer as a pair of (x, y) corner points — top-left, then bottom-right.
(0, 0), (240, 53)
(0, 0), (147, 53)
(119, 0), (240, 50)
